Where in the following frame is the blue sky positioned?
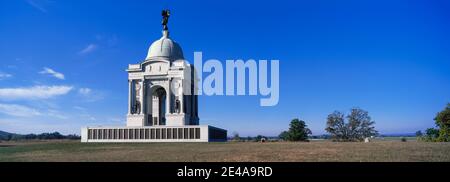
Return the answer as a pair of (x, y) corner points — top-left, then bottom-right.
(0, 0), (449, 136)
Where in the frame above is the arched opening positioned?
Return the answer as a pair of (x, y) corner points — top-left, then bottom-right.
(151, 86), (166, 125)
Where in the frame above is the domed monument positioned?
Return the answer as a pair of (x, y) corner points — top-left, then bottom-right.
(81, 10), (227, 142)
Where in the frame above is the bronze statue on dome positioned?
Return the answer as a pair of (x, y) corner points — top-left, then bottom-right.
(161, 9), (170, 30)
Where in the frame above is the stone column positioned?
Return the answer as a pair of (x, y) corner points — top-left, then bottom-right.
(128, 80), (133, 114)
(139, 79), (144, 114)
(128, 80), (132, 115)
(141, 79), (146, 115)
(180, 80), (184, 114)
(166, 78), (171, 114)
(147, 83), (152, 118)
(191, 83), (195, 116)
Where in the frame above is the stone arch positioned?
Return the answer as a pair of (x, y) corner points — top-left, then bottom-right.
(150, 85), (167, 125)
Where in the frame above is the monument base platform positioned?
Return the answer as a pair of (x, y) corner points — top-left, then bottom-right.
(80, 125), (227, 143)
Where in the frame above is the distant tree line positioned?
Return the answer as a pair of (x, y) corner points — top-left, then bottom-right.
(0, 131), (80, 141)
(416, 103), (450, 142)
(309, 134), (331, 139)
(230, 133), (271, 142)
(232, 103), (450, 143)
(276, 108), (378, 142)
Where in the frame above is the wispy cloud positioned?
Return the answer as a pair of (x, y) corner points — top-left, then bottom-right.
(0, 72), (12, 80)
(107, 117), (125, 124)
(0, 103), (42, 117)
(78, 44), (98, 55)
(96, 34), (119, 47)
(26, 0), (48, 13)
(39, 67), (65, 80)
(73, 106), (86, 111)
(47, 109), (69, 120)
(78, 88), (91, 95)
(7, 64), (18, 69)
(0, 85), (73, 100)
(77, 88), (104, 102)
(80, 114), (96, 121)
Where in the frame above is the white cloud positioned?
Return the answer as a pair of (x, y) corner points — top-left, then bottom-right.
(26, 0), (48, 13)
(0, 85), (73, 100)
(0, 72), (12, 80)
(0, 106), (69, 119)
(78, 44), (98, 55)
(77, 88), (104, 102)
(78, 88), (91, 95)
(47, 109), (69, 120)
(39, 67), (65, 80)
(0, 103), (42, 117)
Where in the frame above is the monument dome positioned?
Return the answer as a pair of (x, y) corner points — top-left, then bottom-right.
(145, 30), (184, 61)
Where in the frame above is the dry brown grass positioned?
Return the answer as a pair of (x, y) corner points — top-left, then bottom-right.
(1, 140), (449, 162)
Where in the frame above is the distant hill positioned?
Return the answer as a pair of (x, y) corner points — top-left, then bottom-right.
(0, 130), (12, 137)
(0, 130), (20, 140)
(0, 130), (80, 141)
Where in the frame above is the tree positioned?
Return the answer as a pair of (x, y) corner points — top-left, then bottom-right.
(288, 119), (311, 141)
(415, 130), (423, 137)
(325, 111), (347, 141)
(423, 128), (440, 142)
(434, 103), (450, 142)
(0, 131), (80, 141)
(254, 135), (266, 142)
(325, 108), (378, 141)
(279, 118), (311, 141)
(348, 108), (378, 139)
(278, 131), (289, 141)
(232, 132), (240, 141)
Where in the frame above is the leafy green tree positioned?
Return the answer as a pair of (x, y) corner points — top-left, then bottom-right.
(278, 131), (289, 141)
(279, 118), (311, 141)
(419, 103), (450, 142)
(423, 128), (440, 142)
(435, 103), (450, 142)
(325, 108), (378, 141)
(287, 119), (311, 141)
(254, 135), (266, 142)
(415, 130), (423, 137)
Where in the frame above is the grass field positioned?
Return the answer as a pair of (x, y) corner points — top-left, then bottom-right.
(1, 139), (449, 162)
